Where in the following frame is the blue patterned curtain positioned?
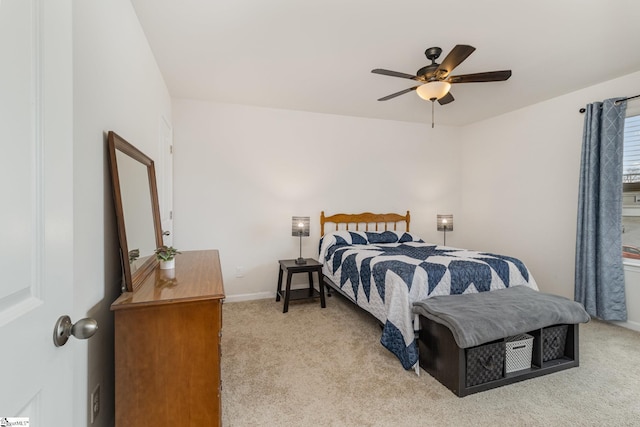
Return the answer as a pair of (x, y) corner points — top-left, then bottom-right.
(575, 98), (627, 321)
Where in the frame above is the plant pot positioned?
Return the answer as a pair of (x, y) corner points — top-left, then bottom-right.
(160, 268), (175, 280)
(160, 259), (175, 270)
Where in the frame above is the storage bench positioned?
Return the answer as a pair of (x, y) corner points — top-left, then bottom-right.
(412, 286), (590, 397)
(417, 316), (580, 397)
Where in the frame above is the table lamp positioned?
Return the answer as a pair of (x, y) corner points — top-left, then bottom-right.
(437, 214), (453, 246)
(292, 216), (310, 264)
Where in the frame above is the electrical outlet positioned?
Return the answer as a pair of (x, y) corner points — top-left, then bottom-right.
(235, 266), (245, 278)
(90, 384), (100, 424)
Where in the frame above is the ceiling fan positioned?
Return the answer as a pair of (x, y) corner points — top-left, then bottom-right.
(371, 45), (511, 126)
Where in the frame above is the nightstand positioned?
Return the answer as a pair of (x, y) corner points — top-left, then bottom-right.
(276, 259), (326, 313)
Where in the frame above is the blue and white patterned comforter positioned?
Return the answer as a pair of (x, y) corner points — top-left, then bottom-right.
(318, 230), (538, 370)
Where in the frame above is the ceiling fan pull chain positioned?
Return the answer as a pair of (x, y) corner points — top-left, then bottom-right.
(431, 101), (435, 128)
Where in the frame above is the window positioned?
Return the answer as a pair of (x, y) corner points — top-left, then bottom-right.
(622, 114), (640, 260)
(623, 115), (640, 190)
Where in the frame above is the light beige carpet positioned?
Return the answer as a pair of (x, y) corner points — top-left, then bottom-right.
(221, 295), (640, 426)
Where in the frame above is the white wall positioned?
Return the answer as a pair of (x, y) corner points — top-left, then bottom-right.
(172, 99), (463, 300)
(458, 71), (640, 329)
(73, 1), (171, 425)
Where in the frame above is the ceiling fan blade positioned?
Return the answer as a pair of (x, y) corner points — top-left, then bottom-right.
(436, 45), (476, 77)
(447, 70), (512, 83)
(371, 69), (418, 80)
(377, 86), (419, 101)
(438, 92), (455, 105)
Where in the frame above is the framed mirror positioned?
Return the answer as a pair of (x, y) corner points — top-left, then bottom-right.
(108, 131), (163, 292)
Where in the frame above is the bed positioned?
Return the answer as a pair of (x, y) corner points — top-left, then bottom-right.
(318, 211), (539, 371)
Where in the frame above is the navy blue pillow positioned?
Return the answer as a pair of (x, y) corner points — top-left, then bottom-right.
(334, 235), (349, 246)
(365, 231), (399, 244)
(349, 232), (368, 245)
(398, 232), (422, 243)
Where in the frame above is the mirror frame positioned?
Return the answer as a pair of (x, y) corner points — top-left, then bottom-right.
(107, 131), (163, 292)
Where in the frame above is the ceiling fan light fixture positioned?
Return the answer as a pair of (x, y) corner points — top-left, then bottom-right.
(416, 81), (451, 101)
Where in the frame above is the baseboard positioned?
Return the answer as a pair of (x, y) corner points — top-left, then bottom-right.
(224, 292), (274, 303)
(612, 319), (640, 333)
(224, 285), (315, 303)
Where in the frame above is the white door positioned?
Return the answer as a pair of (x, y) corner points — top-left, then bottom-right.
(160, 116), (174, 246)
(0, 0), (74, 424)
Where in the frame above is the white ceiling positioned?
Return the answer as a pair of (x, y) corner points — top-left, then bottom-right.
(130, 0), (640, 126)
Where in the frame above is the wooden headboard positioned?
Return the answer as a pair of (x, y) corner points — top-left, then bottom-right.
(320, 211), (410, 236)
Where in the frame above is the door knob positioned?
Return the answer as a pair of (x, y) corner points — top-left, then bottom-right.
(53, 315), (98, 347)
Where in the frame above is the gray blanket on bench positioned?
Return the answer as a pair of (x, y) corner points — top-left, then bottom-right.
(412, 286), (590, 348)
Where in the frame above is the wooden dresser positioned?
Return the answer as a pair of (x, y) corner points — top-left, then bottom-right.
(111, 250), (225, 426)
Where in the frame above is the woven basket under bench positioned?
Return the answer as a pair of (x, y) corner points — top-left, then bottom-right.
(417, 317), (579, 397)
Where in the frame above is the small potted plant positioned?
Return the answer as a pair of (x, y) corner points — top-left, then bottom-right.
(155, 245), (181, 270)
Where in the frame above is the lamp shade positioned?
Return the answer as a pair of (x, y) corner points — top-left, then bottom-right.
(291, 216), (310, 237)
(437, 214), (454, 231)
(416, 81), (452, 101)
